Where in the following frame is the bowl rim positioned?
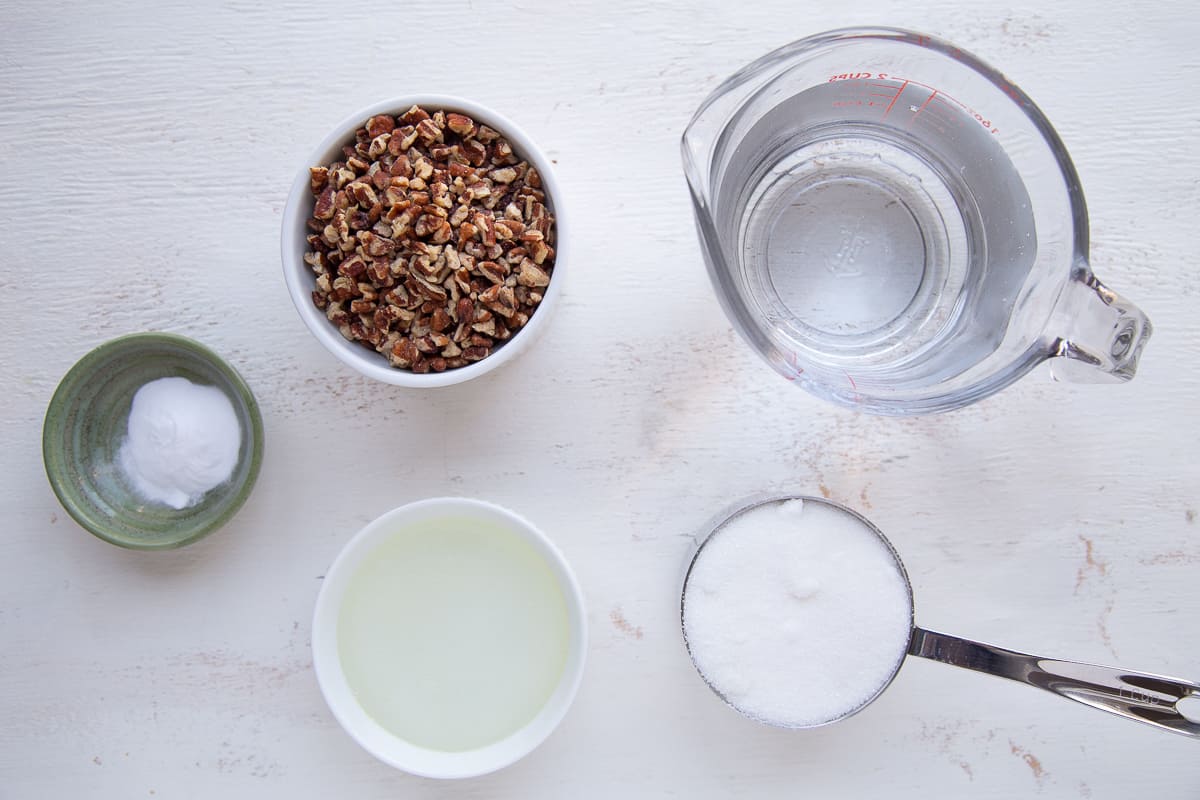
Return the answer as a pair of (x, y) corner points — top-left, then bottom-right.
(311, 496), (588, 779)
(41, 331), (265, 550)
(280, 94), (567, 388)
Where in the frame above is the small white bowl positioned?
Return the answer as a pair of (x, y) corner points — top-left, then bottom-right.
(281, 95), (566, 387)
(311, 497), (587, 779)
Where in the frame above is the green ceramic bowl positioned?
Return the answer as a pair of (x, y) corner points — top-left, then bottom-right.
(42, 332), (264, 550)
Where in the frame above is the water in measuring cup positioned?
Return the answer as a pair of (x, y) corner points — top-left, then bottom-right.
(726, 80), (1036, 379)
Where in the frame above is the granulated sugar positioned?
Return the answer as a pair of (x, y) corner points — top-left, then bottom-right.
(683, 498), (913, 727)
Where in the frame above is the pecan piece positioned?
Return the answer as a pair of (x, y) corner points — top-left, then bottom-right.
(489, 166), (517, 184)
(462, 345), (490, 362)
(389, 337), (419, 368)
(310, 166), (330, 193)
(358, 231), (396, 258)
(446, 113), (475, 136)
(430, 220), (453, 244)
(415, 117), (443, 144)
(477, 260), (507, 285)
(338, 255), (367, 279)
(430, 308), (452, 332)
(366, 114), (396, 137)
(368, 134), (390, 159)
(400, 105), (430, 125)
(529, 238), (551, 265)
(461, 138), (487, 166)
(479, 284), (518, 319)
(517, 259), (550, 287)
(313, 186), (336, 220)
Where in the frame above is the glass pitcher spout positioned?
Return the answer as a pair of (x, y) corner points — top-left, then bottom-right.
(1048, 264), (1152, 383)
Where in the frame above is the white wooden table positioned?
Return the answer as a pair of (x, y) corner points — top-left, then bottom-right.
(3, 2), (1198, 797)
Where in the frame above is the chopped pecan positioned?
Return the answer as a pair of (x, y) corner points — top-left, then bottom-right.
(368, 134), (390, 159)
(461, 138), (487, 166)
(358, 231), (395, 257)
(366, 115), (396, 138)
(416, 117), (443, 144)
(462, 345), (490, 362)
(457, 221), (478, 246)
(490, 166), (517, 184)
(495, 218), (524, 239)
(389, 337), (419, 368)
(430, 220), (453, 244)
(313, 186), (336, 220)
(305, 104), (556, 372)
(517, 259), (550, 287)
(478, 260), (507, 284)
(303, 250), (325, 271)
(400, 105), (430, 125)
(338, 255), (367, 279)
(413, 214), (440, 238)
(396, 125), (419, 150)
(326, 301), (349, 326)
(479, 284), (518, 318)
(446, 113), (475, 136)
(310, 166), (330, 193)
(430, 308), (452, 332)
(529, 238), (551, 265)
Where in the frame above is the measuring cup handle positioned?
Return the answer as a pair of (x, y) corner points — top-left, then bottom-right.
(908, 627), (1200, 737)
(1048, 264), (1152, 383)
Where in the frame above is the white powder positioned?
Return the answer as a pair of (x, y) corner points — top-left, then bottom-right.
(117, 377), (242, 510)
(682, 498), (913, 727)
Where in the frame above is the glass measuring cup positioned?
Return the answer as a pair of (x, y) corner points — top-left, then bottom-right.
(679, 495), (1200, 736)
(682, 28), (1152, 414)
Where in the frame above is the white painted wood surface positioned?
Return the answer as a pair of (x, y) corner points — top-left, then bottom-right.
(3, 1), (1198, 797)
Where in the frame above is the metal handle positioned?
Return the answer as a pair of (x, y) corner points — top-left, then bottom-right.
(909, 627), (1200, 738)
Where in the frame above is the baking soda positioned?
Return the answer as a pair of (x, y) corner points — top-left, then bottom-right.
(117, 377), (241, 509)
(683, 498), (913, 727)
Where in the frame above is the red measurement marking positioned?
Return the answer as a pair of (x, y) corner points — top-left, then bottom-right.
(909, 91), (959, 134)
(845, 372), (858, 390)
(882, 80), (909, 117)
(784, 352), (804, 381)
(842, 69), (1002, 135)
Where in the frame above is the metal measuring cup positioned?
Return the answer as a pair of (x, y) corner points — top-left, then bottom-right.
(680, 495), (1200, 737)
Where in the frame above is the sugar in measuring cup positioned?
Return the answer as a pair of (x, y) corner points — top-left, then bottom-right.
(682, 28), (1152, 414)
(680, 496), (1200, 735)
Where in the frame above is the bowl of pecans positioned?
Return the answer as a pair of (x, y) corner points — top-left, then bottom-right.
(282, 96), (564, 386)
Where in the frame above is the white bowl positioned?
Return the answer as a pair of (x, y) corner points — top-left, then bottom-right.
(281, 95), (566, 387)
(311, 497), (587, 779)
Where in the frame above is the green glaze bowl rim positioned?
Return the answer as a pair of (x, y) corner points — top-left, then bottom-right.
(42, 332), (265, 550)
